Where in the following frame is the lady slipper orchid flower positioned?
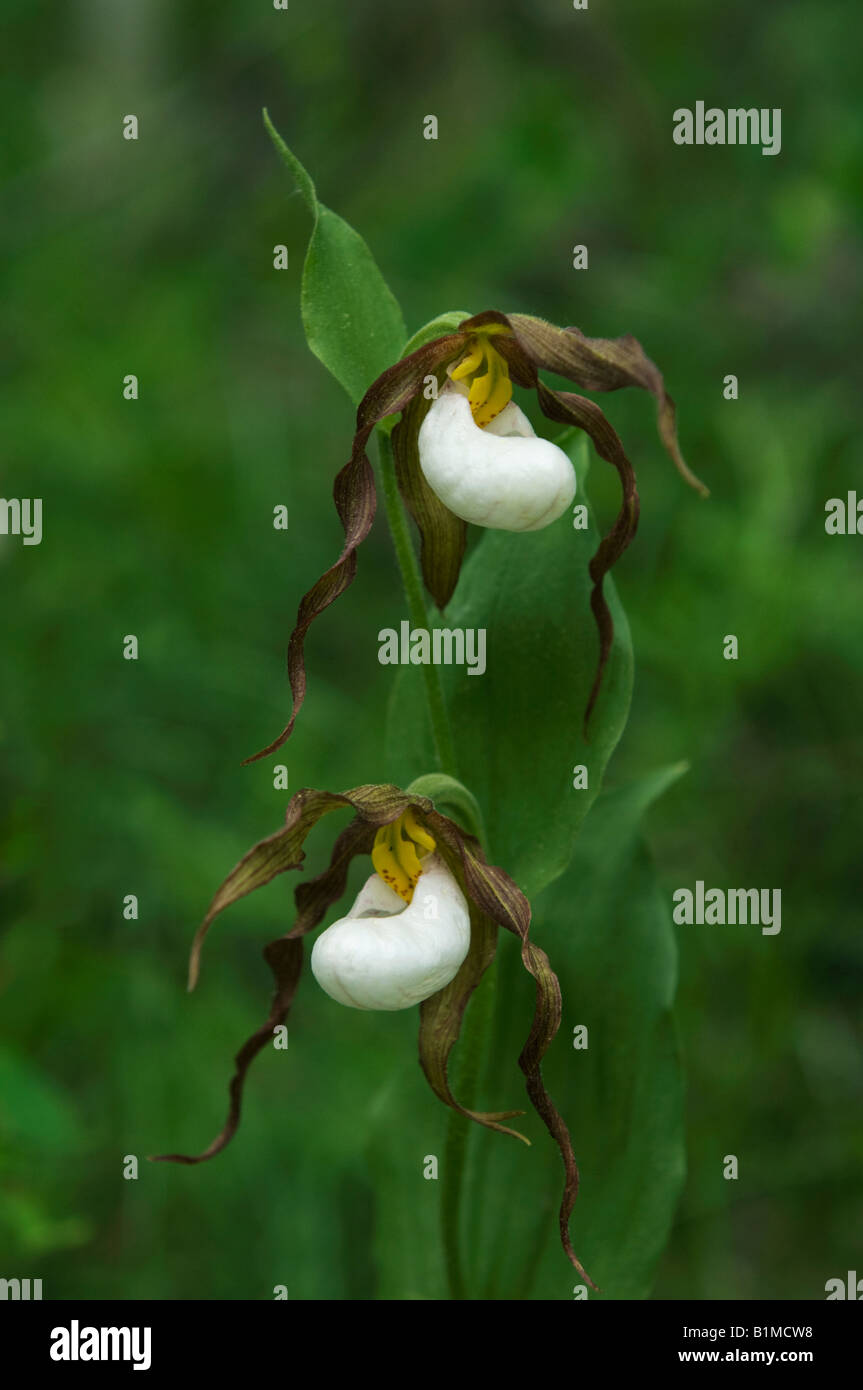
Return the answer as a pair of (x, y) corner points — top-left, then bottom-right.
(312, 812), (471, 1010)
(418, 330), (576, 531)
(151, 782), (595, 1284)
(244, 310), (707, 765)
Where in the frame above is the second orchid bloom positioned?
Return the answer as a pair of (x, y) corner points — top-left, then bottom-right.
(153, 780), (595, 1283)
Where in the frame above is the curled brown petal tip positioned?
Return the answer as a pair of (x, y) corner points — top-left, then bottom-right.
(418, 889), (528, 1143)
(535, 382), (640, 734)
(150, 936), (304, 1166)
(507, 313), (708, 497)
(186, 787), (354, 991)
(424, 826), (595, 1284)
(157, 797), (384, 1165)
(517, 937), (598, 1290)
(243, 337), (464, 764)
(241, 451), (375, 765)
(484, 326), (640, 731)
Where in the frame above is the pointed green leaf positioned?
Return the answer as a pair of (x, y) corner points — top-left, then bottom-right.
(264, 110), (406, 406)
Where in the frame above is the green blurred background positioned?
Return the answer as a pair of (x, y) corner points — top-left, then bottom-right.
(1, 0), (861, 1299)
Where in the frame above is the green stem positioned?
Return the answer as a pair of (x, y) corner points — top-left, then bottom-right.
(406, 774), (494, 1300)
(376, 430), (459, 778)
(377, 439), (484, 1297)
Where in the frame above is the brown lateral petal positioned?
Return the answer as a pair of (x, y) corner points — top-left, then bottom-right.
(155, 800), (383, 1165)
(150, 937), (304, 1165)
(186, 787), (355, 991)
(240, 452), (375, 767)
(474, 322), (639, 731)
(536, 381), (640, 732)
(506, 313), (708, 497)
(517, 937), (596, 1289)
(438, 833), (532, 939)
(418, 898), (528, 1141)
(243, 336), (465, 765)
(392, 379), (467, 610)
(450, 839), (596, 1288)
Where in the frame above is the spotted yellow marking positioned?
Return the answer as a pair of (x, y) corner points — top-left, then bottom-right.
(372, 810), (437, 903)
(450, 334), (513, 427)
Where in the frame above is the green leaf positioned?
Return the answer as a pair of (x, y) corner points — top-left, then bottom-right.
(386, 433), (633, 899)
(463, 764), (688, 1298)
(263, 110), (406, 406)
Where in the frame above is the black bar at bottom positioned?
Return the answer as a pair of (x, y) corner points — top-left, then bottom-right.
(1, 1298), (858, 1375)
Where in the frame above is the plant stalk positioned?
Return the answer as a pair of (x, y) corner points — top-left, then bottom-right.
(377, 431), (491, 1298)
(375, 429), (459, 778)
(440, 963), (496, 1299)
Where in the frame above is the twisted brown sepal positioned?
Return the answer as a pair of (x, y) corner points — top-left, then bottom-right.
(418, 896), (527, 1141)
(412, 796), (594, 1287)
(473, 309), (705, 733)
(149, 791), (385, 1166)
(392, 377), (467, 611)
(447, 837), (598, 1289)
(504, 314), (709, 501)
(243, 337), (464, 764)
(150, 936), (305, 1165)
(185, 787), (366, 992)
(535, 382), (640, 731)
(382, 790), (595, 1290)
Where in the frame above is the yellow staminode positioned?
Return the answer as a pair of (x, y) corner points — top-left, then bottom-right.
(372, 809), (437, 903)
(450, 335), (513, 428)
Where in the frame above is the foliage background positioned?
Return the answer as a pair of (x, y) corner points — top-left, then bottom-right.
(1, 0), (860, 1298)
